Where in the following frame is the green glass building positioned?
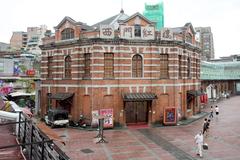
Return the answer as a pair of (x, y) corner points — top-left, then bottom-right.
(143, 1), (164, 30)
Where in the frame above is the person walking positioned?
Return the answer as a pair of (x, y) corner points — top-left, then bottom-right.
(205, 119), (211, 137)
(203, 118), (208, 135)
(195, 131), (204, 158)
(209, 106), (214, 119)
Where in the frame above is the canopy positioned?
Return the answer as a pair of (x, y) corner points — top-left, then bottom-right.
(123, 93), (157, 101)
(49, 93), (74, 101)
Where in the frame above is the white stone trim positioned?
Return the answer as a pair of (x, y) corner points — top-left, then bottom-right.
(144, 71), (160, 73)
(52, 72), (63, 74)
(114, 71), (131, 73)
(41, 82), (201, 88)
(72, 71), (84, 74)
(40, 66), (48, 69)
(91, 71), (104, 73)
(113, 64), (131, 66)
(52, 66), (64, 68)
(71, 64), (84, 67)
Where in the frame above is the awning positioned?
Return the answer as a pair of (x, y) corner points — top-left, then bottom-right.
(49, 93), (74, 101)
(187, 90), (203, 97)
(123, 93), (157, 101)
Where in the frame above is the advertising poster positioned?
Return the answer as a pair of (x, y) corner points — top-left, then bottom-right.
(163, 107), (177, 125)
(100, 108), (113, 128)
(91, 110), (99, 127)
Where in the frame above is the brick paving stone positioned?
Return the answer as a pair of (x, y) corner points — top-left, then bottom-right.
(44, 96), (240, 160)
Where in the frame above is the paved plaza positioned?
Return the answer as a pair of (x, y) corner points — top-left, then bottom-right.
(53, 96), (240, 160)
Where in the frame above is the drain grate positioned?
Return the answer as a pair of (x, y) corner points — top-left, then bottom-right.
(81, 148), (94, 154)
(59, 135), (66, 137)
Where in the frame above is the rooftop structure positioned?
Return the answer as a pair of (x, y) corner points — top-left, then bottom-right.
(143, 1), (164, 30)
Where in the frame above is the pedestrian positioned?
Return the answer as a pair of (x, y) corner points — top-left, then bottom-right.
(215, 105), (219, 116)
(209, 106), (214, 119)
(194, 130), (204, 158)
(202, 118), (208, 135)
(205, 119), (211, 136)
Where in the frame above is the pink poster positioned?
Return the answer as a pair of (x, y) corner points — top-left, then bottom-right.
(100, 109), (113, 128)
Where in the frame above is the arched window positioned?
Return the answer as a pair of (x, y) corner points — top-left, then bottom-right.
(61, 28), (74, 40)
(65, 55), (71, 78)
(187, 57), (191, 78)
(132, 54), (143, 77)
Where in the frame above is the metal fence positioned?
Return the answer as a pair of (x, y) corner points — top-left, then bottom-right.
(0, 112), (70, 160)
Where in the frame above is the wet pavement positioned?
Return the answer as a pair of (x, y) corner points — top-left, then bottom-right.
(52, 96), (240, 160)
(0, 124), (24, 160)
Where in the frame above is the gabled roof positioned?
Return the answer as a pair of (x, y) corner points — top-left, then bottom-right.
(92, 10), (129, 30)
(122, 12), (154, 25)
(54, 16), (93, 31)
(184, 23), (196, 34)
(169, 23), (195, 34)
(54, 16), (77, 29)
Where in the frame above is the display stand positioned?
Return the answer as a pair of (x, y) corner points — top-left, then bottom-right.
(94, 115), (108, 143)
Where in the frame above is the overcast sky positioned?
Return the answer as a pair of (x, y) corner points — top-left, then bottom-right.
(1, 0), (240, 58)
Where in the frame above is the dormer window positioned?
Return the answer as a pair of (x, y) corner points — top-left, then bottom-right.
(186, 33), (192, 44)
(134, 25), (141, 37)
(61, 28), (74, 40)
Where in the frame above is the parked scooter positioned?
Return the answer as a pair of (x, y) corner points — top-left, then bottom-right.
(69, 114), (87, 128)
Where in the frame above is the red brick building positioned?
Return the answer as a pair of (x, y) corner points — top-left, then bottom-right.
(40, 11), (201, 126)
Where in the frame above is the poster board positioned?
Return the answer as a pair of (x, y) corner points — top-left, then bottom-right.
(163, 107), (177, 125)
(100, 108), (114, 128)
(91, 110), (99, 127)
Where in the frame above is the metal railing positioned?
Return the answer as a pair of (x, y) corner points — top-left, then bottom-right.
(0, 112), (70, 160)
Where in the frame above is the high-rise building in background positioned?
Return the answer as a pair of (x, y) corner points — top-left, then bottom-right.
(195, 27), (215, 61)
(10, 32), (28, 51)
(25, 25), (47, 56)
(143, 0), (164, 30)
(10, 25), (47, 56)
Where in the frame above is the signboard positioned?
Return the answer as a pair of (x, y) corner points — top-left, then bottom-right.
(100, 25), (114, 39)
(100, 108), (113, 128)
(141, 26), (155, 40)
(160, 28), (173, 41)
(163, 107), (177, 125)
(120, 26), (134, 39)
(91, 110), (99, 127)
(26, 69), (35, 76)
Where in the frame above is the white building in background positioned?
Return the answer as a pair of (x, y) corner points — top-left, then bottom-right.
(25, 25), (48, 56)
(10, 25), (48, 57)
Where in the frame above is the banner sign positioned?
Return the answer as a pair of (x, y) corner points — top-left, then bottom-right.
(91, 110), (99, 127)
(100, 25), (114, 39)
(100, 108), (113, 128)
(160, 28), (173, 41)
(120, 26), (134, 39)
(141, 26), (155, 40)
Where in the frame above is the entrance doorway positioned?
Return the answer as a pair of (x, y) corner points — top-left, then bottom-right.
(125, 101), (148, 124)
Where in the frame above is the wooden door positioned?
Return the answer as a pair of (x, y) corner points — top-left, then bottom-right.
(125, 101), (148, 124)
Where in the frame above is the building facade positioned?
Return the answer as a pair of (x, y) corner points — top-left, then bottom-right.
(143, 1), (164, 30)
(201, 55), (240, 98)
(40, 12), (201, 126)
(10, 32), (28, 51)
(10, 25), (47, 57)
(195, 27), (215, 61)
